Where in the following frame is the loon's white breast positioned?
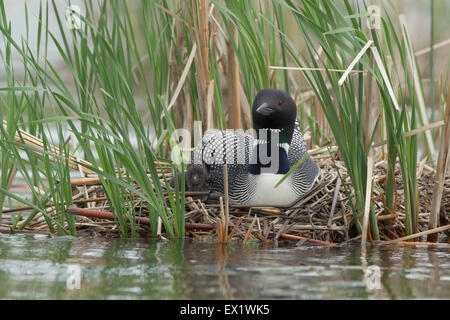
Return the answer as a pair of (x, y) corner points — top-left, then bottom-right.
(246, 173), (299, 207)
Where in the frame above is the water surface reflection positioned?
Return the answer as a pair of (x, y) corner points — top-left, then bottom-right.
(0, 234), (448, 299)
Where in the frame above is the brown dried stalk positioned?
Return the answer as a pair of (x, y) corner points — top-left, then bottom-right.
(227, 23), (241, 129)
(2, 120), (95, 175)
(67, 207), (215, 231)
(428, 85), (450, 242)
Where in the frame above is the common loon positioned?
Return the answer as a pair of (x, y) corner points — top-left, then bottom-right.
(191, 88), (319, 207)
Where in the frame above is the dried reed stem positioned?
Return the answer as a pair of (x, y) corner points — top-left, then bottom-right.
(386, 224), (450, 243)
(243, 214), (257, 244)
(229, 215), (245, 240)
(227, 24), (241, 129)
(192, 0), (212, 128)
(400, 14), (436, 158)
(328, 177), (341, 226)
(371, 46), (400, 111)
(269, 66), (364, 73)
(372, 120), (444, 148)
(428, 85), (450, 242)
(415, 38), (450, 57)
(361, 154), (374, 247)
(338, 40), (373, 86)
(363, 54), (374, 151)
(223, 164), (229, 242)
(162, 42), (197, 117)
(2, 120), (95, 175)
(206, 80), (215, 130)
(67, 207), (215, 230)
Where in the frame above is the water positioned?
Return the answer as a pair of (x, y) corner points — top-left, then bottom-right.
(0, 233), (449, 299)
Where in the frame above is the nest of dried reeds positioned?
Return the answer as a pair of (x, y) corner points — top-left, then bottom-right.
(59, 153), (448, 245)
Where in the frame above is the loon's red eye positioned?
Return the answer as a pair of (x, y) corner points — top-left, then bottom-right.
(278, 100), (283, 106)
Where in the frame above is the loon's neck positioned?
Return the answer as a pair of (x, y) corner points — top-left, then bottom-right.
(249, 140), (290, 175)
(250, 124), (295, 175)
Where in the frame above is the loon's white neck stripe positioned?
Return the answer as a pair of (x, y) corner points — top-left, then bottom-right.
(253, 140), (290, 152)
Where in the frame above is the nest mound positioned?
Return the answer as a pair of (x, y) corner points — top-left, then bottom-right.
(2, 153), (448, 244)
(64, 156), (449, 244)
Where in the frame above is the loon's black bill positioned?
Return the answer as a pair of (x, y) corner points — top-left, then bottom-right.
(256, 102), (274, 116)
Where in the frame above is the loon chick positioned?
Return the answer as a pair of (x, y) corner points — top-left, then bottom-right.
(192, 88), (319, 207)
(170, 164), (209, 192)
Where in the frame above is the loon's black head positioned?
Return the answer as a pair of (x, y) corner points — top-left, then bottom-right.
(252, 88), (297, 144)
(250, 89), (297, 175)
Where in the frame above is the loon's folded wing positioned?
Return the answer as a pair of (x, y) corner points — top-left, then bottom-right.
(191, 130), (256, 203)
(288, 121), (320, 196)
